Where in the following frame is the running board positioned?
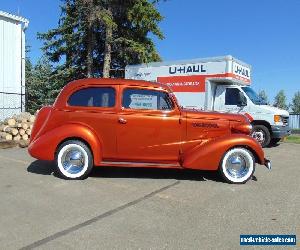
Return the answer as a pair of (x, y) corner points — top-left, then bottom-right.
(100, 161), (181, 169)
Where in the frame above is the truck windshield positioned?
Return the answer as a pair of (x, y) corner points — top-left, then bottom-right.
(242, 87), (267, 105)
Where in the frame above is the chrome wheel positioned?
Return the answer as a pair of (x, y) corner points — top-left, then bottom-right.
(250, 125), (271, 147)
(61, 147), (86, 175)
(225, 153), (251, 179)
(57, 142), (91, 179)
(251, 130), (265, 144)
(220, 148), (255, 184)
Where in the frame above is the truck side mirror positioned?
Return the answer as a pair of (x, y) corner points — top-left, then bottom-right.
(238, 92), (247, 107)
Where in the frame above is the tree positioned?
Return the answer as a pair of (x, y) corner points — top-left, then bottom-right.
(258, 90), (268, 104)
(111, 0), (164, 75)
(38, 0), (87, 83)
(39, 0), (164, 81)
(290, 91), (300, 113)
(274, 90), (288, 110)
(26, 57), (56, 113)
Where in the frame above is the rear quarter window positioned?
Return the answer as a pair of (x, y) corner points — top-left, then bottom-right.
(68, 87), (116, 107)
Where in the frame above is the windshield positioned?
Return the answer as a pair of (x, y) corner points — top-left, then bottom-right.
(242, 87), (267, 105)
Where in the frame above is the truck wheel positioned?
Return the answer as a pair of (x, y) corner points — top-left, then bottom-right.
(55, 140), (93, 180)
(251, 125), (271, 147)
(219, 147), (255, 184)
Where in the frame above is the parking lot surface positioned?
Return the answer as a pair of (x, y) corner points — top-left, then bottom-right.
(0, 143), (299, 249)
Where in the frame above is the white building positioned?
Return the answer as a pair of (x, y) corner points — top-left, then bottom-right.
(0, 11), (29, 120)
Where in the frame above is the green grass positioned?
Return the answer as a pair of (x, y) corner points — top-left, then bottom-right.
(285, 135), (300, 144)
(291, 129), (300, 134)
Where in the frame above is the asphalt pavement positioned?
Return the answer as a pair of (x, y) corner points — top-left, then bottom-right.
(0, 143), (299, 249)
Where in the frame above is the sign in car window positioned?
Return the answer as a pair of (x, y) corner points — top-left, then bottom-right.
(129, 94), (158, 110)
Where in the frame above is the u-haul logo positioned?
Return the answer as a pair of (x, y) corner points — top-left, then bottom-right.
(169, 64), (206, 75)
(233, 62), (251, 80)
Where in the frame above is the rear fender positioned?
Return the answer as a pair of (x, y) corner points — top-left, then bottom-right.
(30, 106), (52, 142)
(28, 123), (103, 165)
(183, 134), (265, 170)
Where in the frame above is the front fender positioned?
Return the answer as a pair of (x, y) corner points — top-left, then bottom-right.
(28, 123), (102, 165)
(183, 134), (265, 170)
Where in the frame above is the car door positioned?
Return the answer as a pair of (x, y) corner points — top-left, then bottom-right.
(66, 85), (118, 159)
(116, 86), (182, 163)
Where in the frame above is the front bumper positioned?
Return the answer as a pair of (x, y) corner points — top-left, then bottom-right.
(271, 125), (291, 139)
(264, 159), (271, 170)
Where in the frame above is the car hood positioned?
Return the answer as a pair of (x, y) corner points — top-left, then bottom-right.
(183, 109), (248, 123)
(254, 105), (289, 116)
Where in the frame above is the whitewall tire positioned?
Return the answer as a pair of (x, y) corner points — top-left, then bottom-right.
(56, 140), (93, 180)
(219, 147), (255, 184)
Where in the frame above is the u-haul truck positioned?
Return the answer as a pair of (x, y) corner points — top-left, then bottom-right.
(125, 55), (290, 147)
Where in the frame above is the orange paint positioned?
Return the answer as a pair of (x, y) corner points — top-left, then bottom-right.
(28, 78), (266, 171)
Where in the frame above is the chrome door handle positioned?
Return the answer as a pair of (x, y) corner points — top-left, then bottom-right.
(118, 117), (127, 124)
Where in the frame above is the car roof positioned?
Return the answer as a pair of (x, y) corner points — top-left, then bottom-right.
(67, 78), (170, 90)
(53, 78), (172, 108)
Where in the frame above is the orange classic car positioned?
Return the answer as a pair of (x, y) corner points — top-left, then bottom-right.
(28, 78), (271, 183)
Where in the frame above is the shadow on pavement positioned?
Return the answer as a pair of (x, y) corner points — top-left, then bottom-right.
(27, 160), (225, 182)
(266, 142), (281, 148)
(27, 160), (55, 175)
(91, 166), (223, 182)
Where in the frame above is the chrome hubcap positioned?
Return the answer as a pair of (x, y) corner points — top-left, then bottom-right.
(61, 147), (85, 175)
(252, 130), (265, 144)
(225, 153), (250, 179)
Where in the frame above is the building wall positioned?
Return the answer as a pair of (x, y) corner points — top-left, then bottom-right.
(0, 14), (25, 120)
(289, 114), (300, 130)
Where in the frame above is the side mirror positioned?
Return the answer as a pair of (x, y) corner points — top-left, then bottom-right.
(238, 92), (247, 107)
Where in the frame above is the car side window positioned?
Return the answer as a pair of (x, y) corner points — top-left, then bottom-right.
(122, 89), (174, 111)
(68, 87), (116, 107)
(225, 88), (241, 105)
